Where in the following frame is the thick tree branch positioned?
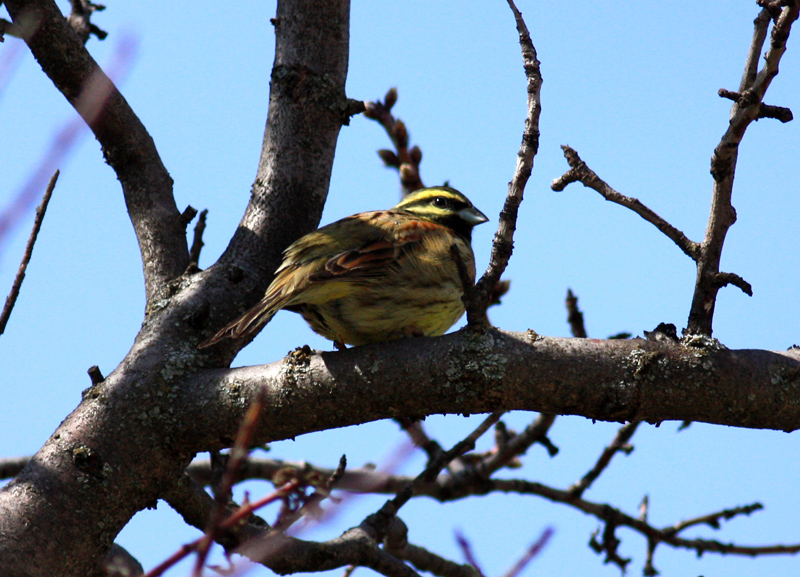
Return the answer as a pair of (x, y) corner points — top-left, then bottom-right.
(4, 0), (188, 303)
(200, 0), (359, 362)
(173, 331), (800, 454)
(0, 2), (354, 575)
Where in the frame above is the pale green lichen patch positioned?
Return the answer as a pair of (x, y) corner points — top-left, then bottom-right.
(443, 331), (508, 404)
(627, 347), (664, 381)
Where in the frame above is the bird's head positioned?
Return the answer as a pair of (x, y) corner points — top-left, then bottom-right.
(393, 186), (489, 240)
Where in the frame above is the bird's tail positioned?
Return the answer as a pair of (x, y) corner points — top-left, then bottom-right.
(198, 298), (278, 349)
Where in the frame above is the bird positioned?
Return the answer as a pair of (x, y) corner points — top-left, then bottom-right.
(199, 186), (488, 350)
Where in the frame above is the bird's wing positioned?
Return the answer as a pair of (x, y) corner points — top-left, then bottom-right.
(309, 215), (445, 282)
(198, 211), (447, 347)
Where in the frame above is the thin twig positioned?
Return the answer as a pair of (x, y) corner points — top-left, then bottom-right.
(193, 384), (269, 576)
(189, 208), (208, 265)
(363, 87), (425, 196)
(492, 478), (800, 573)
(454, 531), (486, 577)
(479, 412), (557, 476)
(501, 526), (555, 577)
(551, 146), (701, 260)
(362, 412), (504, 546)
(740, 9), (772, 93)
(468, 0), (541, 327)
(385, 517), (477, 577)
(395, 418), (446, 468)
(147, 479), (297, 577)
(667, 502), (764, 535)
(392, 411), (504, 511)
(565, 289), (587, 338)
(0, 170), (59, 336)
(567, 421), (640, 499)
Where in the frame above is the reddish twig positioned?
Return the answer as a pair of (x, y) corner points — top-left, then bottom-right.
(146, 479), (298, 577)
(454, 530), (486, 577)
(501, 526), (555, 577)
(192, 384), (269, 576)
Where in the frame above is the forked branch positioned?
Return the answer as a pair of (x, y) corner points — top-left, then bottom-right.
(551, 3), (796, 336)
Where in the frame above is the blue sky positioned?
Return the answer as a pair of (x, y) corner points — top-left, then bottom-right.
(1, 1), (799, 576)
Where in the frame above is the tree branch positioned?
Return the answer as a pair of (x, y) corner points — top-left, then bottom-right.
(200, 0), (358, 361)
(188, 209), (208, 266)
(467, 0), (542, 326)
(688, 2), (798, 335)
(0, 2), (355, 575)
(551, 146), (701, 260)
(4, 0), (189, 303)
(567, 420), (640, 499)
(174, 332), (800, 454)
(0, 170), (58, 336)
(364, 87), (425, 197)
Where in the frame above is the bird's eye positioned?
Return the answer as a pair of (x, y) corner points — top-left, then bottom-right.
(433, 196), (449, 208)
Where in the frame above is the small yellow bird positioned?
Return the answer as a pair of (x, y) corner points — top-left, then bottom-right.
(200, 186), (488, 349)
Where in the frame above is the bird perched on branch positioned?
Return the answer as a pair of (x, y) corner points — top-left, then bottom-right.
(200, 186), (488, 350)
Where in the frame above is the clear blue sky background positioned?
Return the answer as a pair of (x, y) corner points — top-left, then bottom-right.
(1, 1), (799, 576)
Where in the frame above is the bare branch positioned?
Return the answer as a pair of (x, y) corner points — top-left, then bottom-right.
(67, 0), (107, 44)
(688, 2), (798, 335)
(565, 289), (587, 338)
(741, 8), (772, 91)
(390, 412), (504, 511)
(718, 88), (793, 122)
(667, 502), (764, 535)
(715, 271), (753, 296)
(492, 478), (800, 573)
(395, 418), (446, 467)
(386, 518), (478, 577)
(567, 421), (640, 499)
(468, 0), (542, 326)
(551, 146), (701, 260)
(189, 209), (208, 266)
(478, 413), (557, 476)
(501, 526), (554, 577)
(178, 333), (800, 455)
(4, 0), (189, 303)
(364, 88), (425, 196)
(0, 456), (30, 480)
(0, 170), (58, 336)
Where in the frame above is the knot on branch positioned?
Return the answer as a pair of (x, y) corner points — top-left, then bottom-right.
(718, 88), (793, 122)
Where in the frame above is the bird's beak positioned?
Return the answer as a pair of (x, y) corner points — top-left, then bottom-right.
(459, 206), (489, 226)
